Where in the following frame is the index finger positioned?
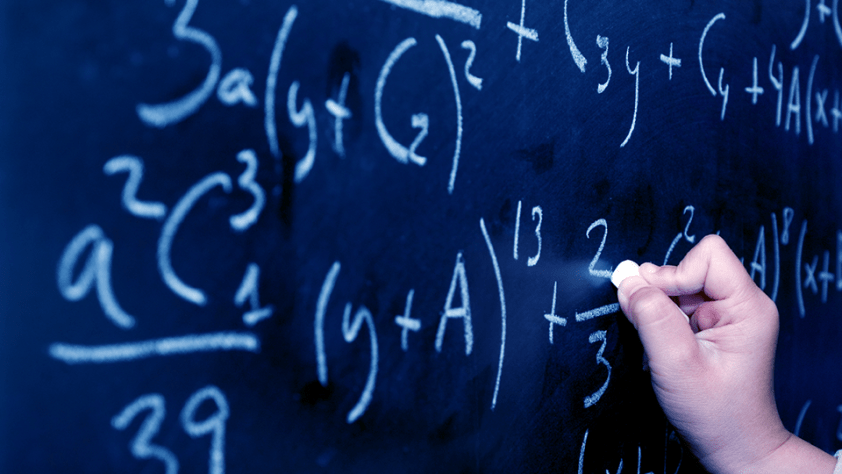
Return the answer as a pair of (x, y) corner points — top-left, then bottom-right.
(640, 234), (756, 301)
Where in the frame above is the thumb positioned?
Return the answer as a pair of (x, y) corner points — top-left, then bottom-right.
(618, 275), (699, 367)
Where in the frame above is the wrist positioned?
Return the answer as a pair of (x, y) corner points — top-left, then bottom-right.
(709, 433), (837, 474)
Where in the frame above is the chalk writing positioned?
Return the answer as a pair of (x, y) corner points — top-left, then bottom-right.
(158, 173), (233, 306)
(50, 332), (260, 364)
(745, 57), (764, 104)
(806, 55), (819, 144)
(57, 225), (136, 329)
(564, 0), (586, 73)
(718, 67), (729, 120)
(620, 47), (639, 147)
(394, 289), (419, 351)
(33, 0), (842, 469)
(750, 225), (768, 290)
(578, 429), (588, 474)
(287, 81), (318, 182)
(235, 263), (274, 327)
(265, 6), (298, 160)
(507, 0), (538, 62)
(103, 156), (167, 220)
(770, 45), (785, 126)
(664, 206), (696, 265)
(575, 304), (620, 322)
(597, 35), (611, 93)
(513, 200), (522, 261)
(180, 385), (229, 474)
(699, 13), (726, 97)
(435, 251), (474, 355)
(435, 34), (464, 195)
(816, 88), (829, 127)
(835, 0), (842, 47)
(819, 0), (832, 22)
(377, 0), (482, 29)
(660, 42), (681, 80)
(797, 220), (808, 317)
(375, 38), (427, 166)
(460, 40), (483, 90)
(586, 219), (612, 279)
(113, 386), (230, 474)
(229, 149), (265, 232)
(112, 394), (179, 474)
(315, 262), (341, 386)
(786, 66), (802, 135)
(544, 281), (566, 344)
(326, 72), (352, 157)
(793, 0), (811, 50)
(137, 0), (221, 128)
(528, 206), (542, 267)
(342, 303), (379, 423)
(782, 207), (796, 245)
(795, 399), (812, 436)
(217, 68), (258, 107)
(480, 218), (507, 411)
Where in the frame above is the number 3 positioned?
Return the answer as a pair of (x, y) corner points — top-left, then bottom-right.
(112, 394), (179, 474)
(584, 330), (611, 408)
(113, 386), (229, 474)
(137, 0), (222, 128)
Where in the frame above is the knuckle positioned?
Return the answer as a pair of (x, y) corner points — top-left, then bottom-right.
(698, 233), (728, 253)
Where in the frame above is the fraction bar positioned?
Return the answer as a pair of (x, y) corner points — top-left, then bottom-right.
(49, 332), (260, 364)
(378, 0), (482, 29)
(575, 303), (620, 322)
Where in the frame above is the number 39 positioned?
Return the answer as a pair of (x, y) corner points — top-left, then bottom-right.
(111, 385), (229, 474)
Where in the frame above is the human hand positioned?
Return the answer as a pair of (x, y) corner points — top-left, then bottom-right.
(617, 234), (836, 474)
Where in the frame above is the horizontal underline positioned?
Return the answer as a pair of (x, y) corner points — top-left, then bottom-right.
(49, 332), (260, 364)
(575, 303), (621, 322)
(378, 0), (482, 29)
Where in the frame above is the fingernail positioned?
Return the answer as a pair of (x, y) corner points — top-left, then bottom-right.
(639, 262), (658, 274)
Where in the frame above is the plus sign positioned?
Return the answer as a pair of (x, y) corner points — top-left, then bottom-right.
(818, 0), (832, 22)
(659, 42), (681, 80)
(819, 251), (835, 303)
(744, 57), (765, 104)
(325, 72), (352, 157)
(544, 282), (567, 344)
(506, 0), (539, 62)
(394, 289), (420, 351)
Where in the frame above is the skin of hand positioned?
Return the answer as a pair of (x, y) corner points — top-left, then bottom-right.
(617, 235), (836, 474)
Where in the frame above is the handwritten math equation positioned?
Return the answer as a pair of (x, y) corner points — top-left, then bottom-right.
(43, 0), (842, 472)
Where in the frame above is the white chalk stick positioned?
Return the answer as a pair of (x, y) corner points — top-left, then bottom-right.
(611, 260), (640, 288)
(612, 260), (690, 323)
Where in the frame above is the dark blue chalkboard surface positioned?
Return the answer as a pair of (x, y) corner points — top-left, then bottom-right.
(3, 0), (842, 472)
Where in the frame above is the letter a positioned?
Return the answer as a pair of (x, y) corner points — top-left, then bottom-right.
(435, 252), (473, 355)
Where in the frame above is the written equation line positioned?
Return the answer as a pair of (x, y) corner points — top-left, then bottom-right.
(49, 332), (260, 365)
(575, 303), (620, 322)
(378, 0), (482, 29)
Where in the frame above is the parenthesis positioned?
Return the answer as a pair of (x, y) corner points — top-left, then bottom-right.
(796, 220), (808, 317)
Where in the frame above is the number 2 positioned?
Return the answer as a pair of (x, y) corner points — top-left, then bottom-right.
(587, 219), (612, 278)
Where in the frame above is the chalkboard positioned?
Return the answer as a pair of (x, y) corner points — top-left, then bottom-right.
(3, 0), (842, 472)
